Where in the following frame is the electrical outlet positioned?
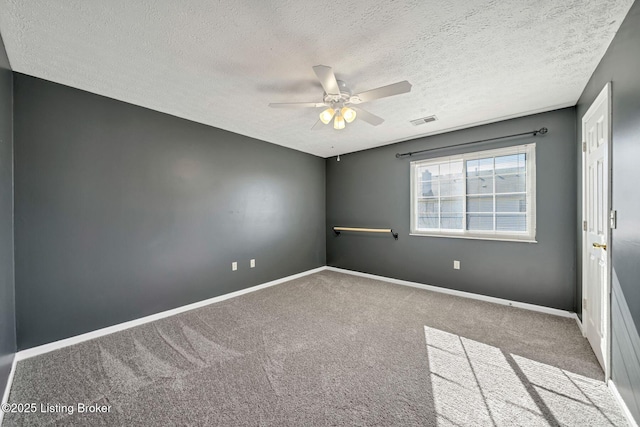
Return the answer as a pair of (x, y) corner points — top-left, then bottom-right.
(232, 262), (238, 271)
(250, 259), (255, 268)
(453, 260), (460, 270)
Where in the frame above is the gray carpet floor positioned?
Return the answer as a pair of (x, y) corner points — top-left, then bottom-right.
(3, 271), (627, 426)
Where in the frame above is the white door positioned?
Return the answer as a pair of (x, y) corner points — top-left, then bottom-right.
(582, 83), (610, 373)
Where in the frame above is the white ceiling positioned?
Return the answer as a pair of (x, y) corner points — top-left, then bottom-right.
(0, 0), (634, 158)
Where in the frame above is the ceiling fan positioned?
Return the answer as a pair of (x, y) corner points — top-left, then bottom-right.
(268, 65), (412, 130)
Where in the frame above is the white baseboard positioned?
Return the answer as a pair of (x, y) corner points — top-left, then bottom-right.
(326, 267), (575, 318)
(0, 355), (18, 426)
(11, 266), (576, 379)
(573, 313), (585, 336)
(15, 266), (327, 362)
(609, 379), (639, 427)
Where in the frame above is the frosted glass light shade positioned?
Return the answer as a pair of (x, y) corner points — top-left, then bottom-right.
(341, 107), (357, 123)
(319, 108), (335, 125)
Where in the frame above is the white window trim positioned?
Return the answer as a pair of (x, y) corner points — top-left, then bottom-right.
(410, 144), (537, 243)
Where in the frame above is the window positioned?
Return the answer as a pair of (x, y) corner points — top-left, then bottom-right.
(410, 144), (536, 242)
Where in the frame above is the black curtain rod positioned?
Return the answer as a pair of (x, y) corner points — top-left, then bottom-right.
(395, 127), (548, 158)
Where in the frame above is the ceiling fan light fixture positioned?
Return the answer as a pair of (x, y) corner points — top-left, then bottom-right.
(319, 108), (336, 125)
(341, 107), (356, 123)
(269, 65), (411, 131)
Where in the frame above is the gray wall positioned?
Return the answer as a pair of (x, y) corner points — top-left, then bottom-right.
(576, 0), (640, 421)
(327, 108), (577, 311)
(13, 74), (326, 350)
(0, 31), (15, 399)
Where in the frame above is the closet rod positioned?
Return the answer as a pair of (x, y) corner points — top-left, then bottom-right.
(395, 128), (547, 158)
(333, 227), (399, 240)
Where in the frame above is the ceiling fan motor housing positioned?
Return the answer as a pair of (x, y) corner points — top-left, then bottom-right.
(324, 80), (352, 106)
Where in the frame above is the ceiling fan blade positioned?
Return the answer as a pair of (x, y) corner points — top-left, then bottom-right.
(351, 81), (412, 104)
(311, 119), (325, 130)
(269, 102), (326, 108)
(312, 65), (341, 96)
(351, 107), (384, 126)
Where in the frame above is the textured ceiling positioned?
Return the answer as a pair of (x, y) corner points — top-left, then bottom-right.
(0, 0), (634, 157)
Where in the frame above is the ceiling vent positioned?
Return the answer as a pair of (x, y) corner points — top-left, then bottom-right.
(410, 115), (437, 126)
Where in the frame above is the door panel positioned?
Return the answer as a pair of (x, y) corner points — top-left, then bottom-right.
(583, 85), (609, 372)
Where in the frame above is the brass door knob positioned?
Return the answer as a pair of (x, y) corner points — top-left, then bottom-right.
(592, 243), (607, 250)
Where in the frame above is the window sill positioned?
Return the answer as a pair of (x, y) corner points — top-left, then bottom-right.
(409, 233), (537, 243)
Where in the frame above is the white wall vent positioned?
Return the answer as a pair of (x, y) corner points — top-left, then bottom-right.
(410, 115), (438, 126)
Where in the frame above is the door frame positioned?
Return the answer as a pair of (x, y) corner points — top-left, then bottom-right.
(581, 81), (612, 380)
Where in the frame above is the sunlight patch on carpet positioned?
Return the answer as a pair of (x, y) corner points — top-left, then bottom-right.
(424, 326), (626, 426)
